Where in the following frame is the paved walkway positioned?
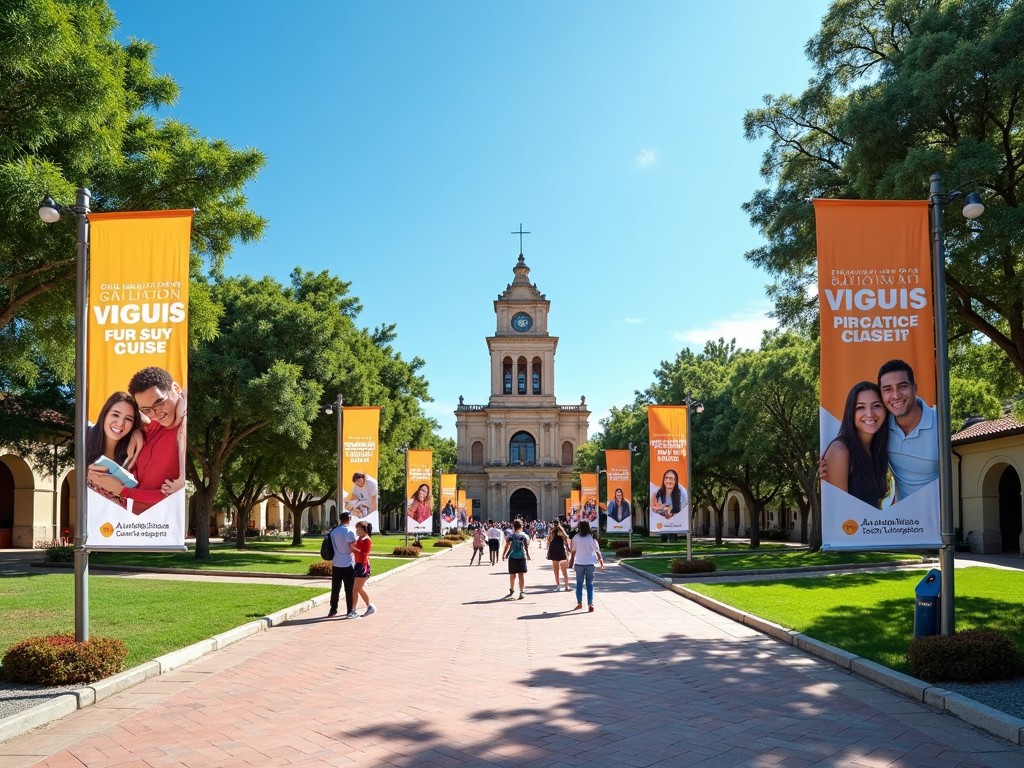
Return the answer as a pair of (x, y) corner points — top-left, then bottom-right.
(3, 545), (1024, 767)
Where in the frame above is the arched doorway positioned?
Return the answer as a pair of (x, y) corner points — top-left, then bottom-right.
(509, 488), (537, 522)
(998, 466), (1022, 553)
(0, 461), (13, 548)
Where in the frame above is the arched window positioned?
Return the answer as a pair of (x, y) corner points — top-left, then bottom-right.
(532, 358), (541, 394)
(509, 432), (536, 465)
(517, 358), (527, 394)
(503, 358), (513, 395)
(561, 441), (574, 466)
(471, 441), (484, 466)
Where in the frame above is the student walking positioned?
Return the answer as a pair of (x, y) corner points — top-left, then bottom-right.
(470, 526), (487, 565)
(502, 519), (531, 599)
(352, 520), (376, 617)
(327, 511), (358, 618)
(568, 520), (604, 612)
(486, 521), (502, 565)
(546, 521), (571, 591)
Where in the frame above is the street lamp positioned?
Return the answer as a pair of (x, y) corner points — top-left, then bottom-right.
(684, 395), (704, 562)
(324, 394), (343, 530)
(38, 189), (91, 642)
(626, 442), (640, 546)
(929, 172), (984, 637)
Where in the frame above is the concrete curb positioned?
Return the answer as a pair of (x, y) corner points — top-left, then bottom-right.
(0, 547), (432, 745)
(621, 560), (1024, 747)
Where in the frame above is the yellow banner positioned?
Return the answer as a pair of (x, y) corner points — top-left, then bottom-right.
(814, 199), (940, 550)
(457, 489), (468, 527)
(85, 210), (193, 549)
(406, 449), (433, 533)
(567, 489), (581, 527)
(604, 449), (633, 532)
(648, 405), (689, 533)
(580, 473), (599, 524)
(341, 406), (381, 532)
(440, 473), (457, 530)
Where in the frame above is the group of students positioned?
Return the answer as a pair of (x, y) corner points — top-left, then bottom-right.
(470, 517), (605, 612)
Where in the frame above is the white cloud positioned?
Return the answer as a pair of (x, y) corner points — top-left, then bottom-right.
(624, 317), (644, 325)
(635, 149), (656, 167)
(669, 305), (778, 351)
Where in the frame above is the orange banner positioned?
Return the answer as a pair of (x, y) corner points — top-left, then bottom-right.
(648, 405), (689, 533)
(85, 210), (193, 549)
(814, 199), (940, 550)
(579, 473), (598, 524)
(440, 473), (457, 531)
(457, 489), (468, 527)
(341, 407), (381, 532)
(604, 449), (633, 532)
(405, 449), (433, 534)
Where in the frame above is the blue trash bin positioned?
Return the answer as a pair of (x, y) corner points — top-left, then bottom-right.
(914, 569), (941, 637)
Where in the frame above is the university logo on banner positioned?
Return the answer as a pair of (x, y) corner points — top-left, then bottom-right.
(604, 449), (633, 533)
(341, 407), (381, 533)
(814, 200), (940, 550)
(579, 473), (599, 525)
(648, 405), (689, 533)
(86, 211), (193, 550)
(439, 473), (458, 532)
(406, 450), (434, 534)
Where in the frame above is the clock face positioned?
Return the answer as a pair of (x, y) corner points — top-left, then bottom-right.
(511, 312), (533, 332)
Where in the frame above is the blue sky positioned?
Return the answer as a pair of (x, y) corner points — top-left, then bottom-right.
(109, 1), (826, 440)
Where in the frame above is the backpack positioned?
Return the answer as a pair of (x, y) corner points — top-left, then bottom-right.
(320, 527), (335, 560)
(509, 533), (525, 559)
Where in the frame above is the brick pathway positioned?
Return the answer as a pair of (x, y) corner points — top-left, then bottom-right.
(2, 545), (1023, 767)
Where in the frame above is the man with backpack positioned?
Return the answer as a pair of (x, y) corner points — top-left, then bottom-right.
(501, 519), (532, 600)
(327, 511), (358, 618)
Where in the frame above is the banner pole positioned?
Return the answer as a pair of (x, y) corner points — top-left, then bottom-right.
(73, 188), (91, 642)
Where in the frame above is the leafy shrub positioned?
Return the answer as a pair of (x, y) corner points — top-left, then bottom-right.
(609, 540), (630, 550)
(907, 630), (1024, 682)
(0, 635), (128, 685)
(392, 546), (420, 557)
(43, 545), (75, 563)
(761, 528), (793, 541)
(307, 560), (332, 576)
(433, 540), (454, 548)
(444, 533), (465, 542)
(616, 547), (644, 557)
(669, 557), (716, 574)
(410, 540), (423, 549)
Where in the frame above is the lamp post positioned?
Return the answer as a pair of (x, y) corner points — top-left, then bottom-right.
(399, 444), (410, 545)
(324, 394), (343, 530)
(683, 395), (704, 563)
(928, 173), (984, 636)
(38, 189), (91, 642)
(626, 442), (640, 548)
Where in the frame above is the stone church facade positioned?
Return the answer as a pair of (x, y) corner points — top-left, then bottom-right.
(454, 254), (589, 522)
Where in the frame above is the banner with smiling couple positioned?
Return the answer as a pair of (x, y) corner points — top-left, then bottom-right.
(648, 405), (689, 533)
(604, 449), (633, 533)
(341, 406), (381, 533)
(814, 199), (940, 550)
(85, 210), (193, 551)
(405, 449), (434, 534)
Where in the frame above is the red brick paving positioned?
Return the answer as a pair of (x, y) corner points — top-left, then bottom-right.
(2, 547), (1023, 767)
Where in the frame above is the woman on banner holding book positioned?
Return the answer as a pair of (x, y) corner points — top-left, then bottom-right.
(85, 392), (143, 509)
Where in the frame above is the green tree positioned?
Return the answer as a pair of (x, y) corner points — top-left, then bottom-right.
(1, 0), (265, 446)
(744, 0), (1024, 381)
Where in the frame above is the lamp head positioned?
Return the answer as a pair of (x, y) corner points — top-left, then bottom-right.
(961, 191), (984, 220)
(325, 406), (334, 416)
(695, 403), (705, 414)
(38, 196), (61, 223)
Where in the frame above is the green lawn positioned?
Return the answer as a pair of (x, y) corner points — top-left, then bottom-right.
(623, 550), (927, 574)
(217, 533), (444, 554)
(684, 568), (1024, 673)
(0, 574), (326, 668)
(601, 536), (798, 556)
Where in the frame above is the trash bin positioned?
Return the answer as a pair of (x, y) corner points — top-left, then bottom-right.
(914, 569), (941, 638)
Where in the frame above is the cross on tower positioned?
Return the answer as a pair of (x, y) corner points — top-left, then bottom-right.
(511, 223), (531, 255)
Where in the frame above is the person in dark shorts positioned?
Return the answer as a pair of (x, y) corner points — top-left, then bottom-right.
(546, 521), (571, 591)
(486, 520), (502, 565)
(502, 519), (531, 600)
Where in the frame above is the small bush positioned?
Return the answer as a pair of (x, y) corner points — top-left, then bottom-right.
(616, 547), (644, 557)
(609, 540), (630, 550)
(392, 546), (420, 557)
(444, 533), (465, 542)
(411, 540), (423, 549)
(0, 635), (128, 685)
(43, 545), (75, 563)
(669, 557), (716, 574)
(907, 630), (1024, 682)
(433, 540), (454, 548)
(307, 560), (332, 576)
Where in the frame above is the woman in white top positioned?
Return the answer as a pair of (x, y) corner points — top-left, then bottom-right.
(568, 520), (605, 612)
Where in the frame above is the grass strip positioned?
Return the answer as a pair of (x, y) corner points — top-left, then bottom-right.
(624, 550), (926, 574)
(684, 568), (1024, 673)
(0, 574), (326, 667)
(87, 547), (415, 575)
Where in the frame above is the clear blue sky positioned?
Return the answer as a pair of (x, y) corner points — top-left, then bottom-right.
(109, 1), (826, 440)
